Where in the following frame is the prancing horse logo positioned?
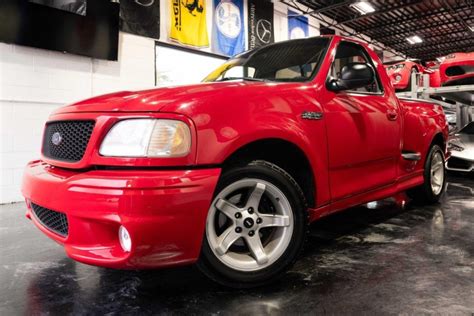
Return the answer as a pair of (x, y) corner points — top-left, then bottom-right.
(256, 19), (272, 44)
(182, 0), (204, 15)
(51, 132), (62, 146)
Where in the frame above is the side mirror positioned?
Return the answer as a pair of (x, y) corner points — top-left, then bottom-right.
(326, 62), (375, 92)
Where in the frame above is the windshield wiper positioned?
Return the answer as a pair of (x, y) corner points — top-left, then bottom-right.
(216, 77), (267, 82)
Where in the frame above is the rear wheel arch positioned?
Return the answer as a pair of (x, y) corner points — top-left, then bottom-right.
(429, 132), (446, 155)
(220, 138), (316, 208)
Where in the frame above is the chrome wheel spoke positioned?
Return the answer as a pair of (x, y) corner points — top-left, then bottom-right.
(246, 183), (266, 208)
(430, 152), (444, 195)
(259, 214), (290, 228)
(215, 198), (240, 219)
(215, 227), (240, 256)
(246, 236), (269, 265)
(432, 160), (443, 172)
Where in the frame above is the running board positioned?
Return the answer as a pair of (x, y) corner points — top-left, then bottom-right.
(401, 151), (421, 161)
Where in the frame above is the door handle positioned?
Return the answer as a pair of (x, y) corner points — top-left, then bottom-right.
(387, 110), (398, 121)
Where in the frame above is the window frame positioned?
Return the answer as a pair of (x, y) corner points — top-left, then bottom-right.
(326, 40), (385, 96)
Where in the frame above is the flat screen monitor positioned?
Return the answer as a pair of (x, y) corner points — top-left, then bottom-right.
(0, 0), (119, 60)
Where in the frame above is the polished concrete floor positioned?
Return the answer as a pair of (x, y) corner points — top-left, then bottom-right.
(1, 174), (473, 315)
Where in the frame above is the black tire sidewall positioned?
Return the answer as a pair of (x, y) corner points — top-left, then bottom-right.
(197, 161), (307, 288)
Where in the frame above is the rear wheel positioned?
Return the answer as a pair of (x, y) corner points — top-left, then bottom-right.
(197, 161), (307, 288)
(408, 144), (446, 204)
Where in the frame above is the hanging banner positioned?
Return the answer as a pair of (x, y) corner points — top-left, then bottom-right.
(29, 0), (87, 16)
(288, 9), (308, 40)
(212, 0), (245, 56)
(170, 0), (209, 47)
(248, 0), (274, 50)
(120, 0), (160, 39)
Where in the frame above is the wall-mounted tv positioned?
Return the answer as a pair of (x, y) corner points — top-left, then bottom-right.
(0, 0), (119, 60)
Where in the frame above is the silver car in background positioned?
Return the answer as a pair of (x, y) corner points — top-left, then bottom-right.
(446, 122), (474, 172)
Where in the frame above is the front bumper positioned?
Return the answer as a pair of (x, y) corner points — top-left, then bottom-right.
(22, 160), (220, 269)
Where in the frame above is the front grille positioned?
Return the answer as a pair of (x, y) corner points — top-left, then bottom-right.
(42, 120), (95, 162)
(447, 157), (472, 170)
(31, 203), (69, 237)
(445, 66), (465, 77)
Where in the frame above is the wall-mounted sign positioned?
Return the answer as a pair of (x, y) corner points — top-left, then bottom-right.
(169, 0), (209, 48)
(29, 0), (86, 16)
(212, 0), (245, 56)
(288, 9), (308, 40)
(120, 0), (160, 39)
(248, 0), (274, 50)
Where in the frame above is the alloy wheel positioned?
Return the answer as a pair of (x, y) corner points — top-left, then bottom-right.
(206, 178), (294, 272)
(430, 151), (444, 195)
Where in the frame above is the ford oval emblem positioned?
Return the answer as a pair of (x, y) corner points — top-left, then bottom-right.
(51, 132), (62, 146)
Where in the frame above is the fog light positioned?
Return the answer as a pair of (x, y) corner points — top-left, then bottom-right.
(119, 226), (132, 252)
(395, 75), (402, 82)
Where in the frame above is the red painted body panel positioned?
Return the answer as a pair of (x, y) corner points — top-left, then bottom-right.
(438, 52), (474, 86)
(22, 160), (220, 268)
(22, 35), (449, 269)
(429, 70), (441, 87)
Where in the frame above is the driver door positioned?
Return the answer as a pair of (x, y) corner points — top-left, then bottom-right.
(323, 41), (401, 201)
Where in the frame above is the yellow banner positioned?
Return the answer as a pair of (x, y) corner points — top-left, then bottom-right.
(170, 0), (209, 47)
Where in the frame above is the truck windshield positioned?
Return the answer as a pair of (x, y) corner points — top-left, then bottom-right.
(203, 38), (329, 83)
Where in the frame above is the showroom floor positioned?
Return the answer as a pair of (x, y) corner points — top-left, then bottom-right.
(1, 174), (473, 315)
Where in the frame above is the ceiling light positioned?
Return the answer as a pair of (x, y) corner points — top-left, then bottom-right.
(406, 35), (423, 44)
(350, 2), (375, 15)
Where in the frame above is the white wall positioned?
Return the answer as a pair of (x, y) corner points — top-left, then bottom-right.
(0, 33), (155, 203)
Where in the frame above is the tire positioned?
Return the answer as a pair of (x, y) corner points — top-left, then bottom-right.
(407, 144), (446, 204)
(197, 160), (308, 288)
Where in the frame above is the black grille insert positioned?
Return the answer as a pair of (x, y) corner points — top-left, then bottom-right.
(42, 120), (95, 162)
(447, 157), (472, 170)
(31, 203), (69, 237)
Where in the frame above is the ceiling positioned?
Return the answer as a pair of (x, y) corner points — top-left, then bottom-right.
(287, 0), (473, 61)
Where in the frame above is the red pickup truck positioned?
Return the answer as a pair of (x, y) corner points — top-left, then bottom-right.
(22, 35), (449, 287)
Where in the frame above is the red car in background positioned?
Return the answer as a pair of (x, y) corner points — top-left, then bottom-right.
(385, 60), (429, 91)
(438, 52), (474, 86)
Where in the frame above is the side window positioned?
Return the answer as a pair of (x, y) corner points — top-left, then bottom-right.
(331, 41), (382, 93)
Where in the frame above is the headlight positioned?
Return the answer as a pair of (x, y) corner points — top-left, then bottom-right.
(445, 113), (456, 124)
(448, 142), (464, 152)
(395, 75), (402, 82)
(100, 119), (191, 157)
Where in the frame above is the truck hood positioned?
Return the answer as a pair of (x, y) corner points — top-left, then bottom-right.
(53, 81), (272, 115)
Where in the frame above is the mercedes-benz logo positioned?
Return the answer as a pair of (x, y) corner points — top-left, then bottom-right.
(51, 132), (62, 146)
(135, 0), (154, 6)
(256, 19), (272, 44)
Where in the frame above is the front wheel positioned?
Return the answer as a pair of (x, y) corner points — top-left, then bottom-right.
(408, 144), (446, 204)
(197, 161), (307, 288)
